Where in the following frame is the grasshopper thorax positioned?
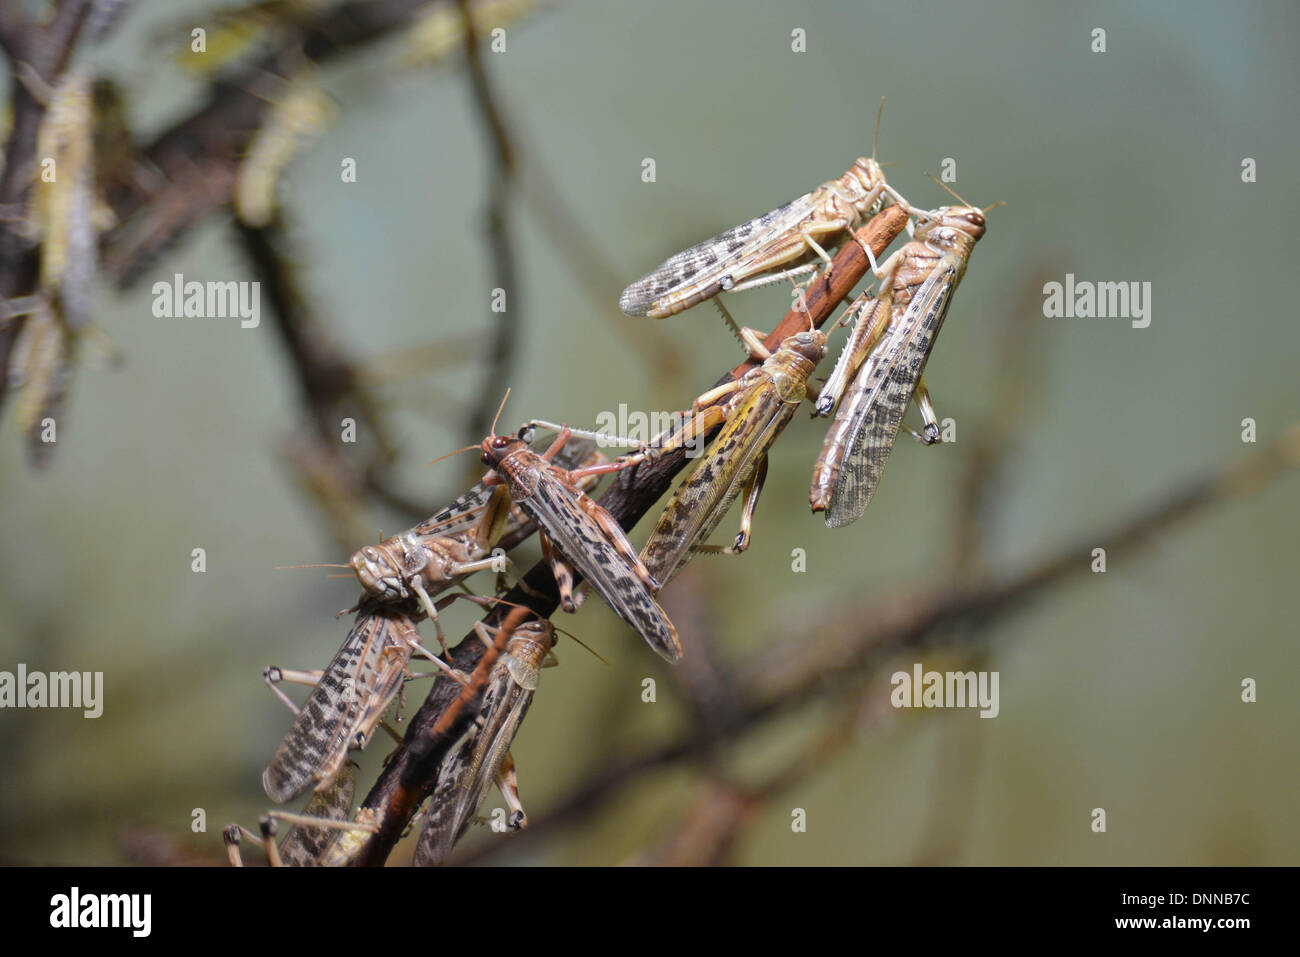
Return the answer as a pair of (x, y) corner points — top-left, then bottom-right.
(503, 621), (554, 690)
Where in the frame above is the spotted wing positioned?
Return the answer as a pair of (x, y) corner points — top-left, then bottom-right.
(619, 191), (822, 318)
(641, 385), (794, 586)
(263, 609), (415, 803)
(521, 476), (681, 662)
(826, 260), (959, 528)
(276, 763), (357, 866)
(413, 651), (538, 865)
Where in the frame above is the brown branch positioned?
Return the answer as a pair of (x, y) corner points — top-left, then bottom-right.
(347, 205), (911, 864)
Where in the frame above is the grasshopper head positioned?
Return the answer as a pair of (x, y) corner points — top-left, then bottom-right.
(914, 206), (986, 242)
(785, 329), (827, 364)
(481, 433), (525, 469)
(350, 545), (404, 599)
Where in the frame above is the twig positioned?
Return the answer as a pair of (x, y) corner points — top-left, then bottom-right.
(455, 0), (523, 458)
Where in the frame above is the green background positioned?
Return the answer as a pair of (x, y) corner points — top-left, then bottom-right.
(1, 0), (1296, 865)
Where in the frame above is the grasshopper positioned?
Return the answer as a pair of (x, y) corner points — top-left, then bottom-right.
(479, 427), (683, 662)
(262, 605), (436, 804)
(234, 78), (334, 228)
(636, 327), (828, 588)
(619, 107), (907, 319)
(29, 74), (99, 333)
(172, 1), (325, 77)
(7, 73), (119, 459)
(285, 436), (601, 647)
(6, 298), (71, 441)
(224, 763), (369, 866)
(810, 204), (989, 527)
(264, 440), (600, 804)
(413, 615), (554, 866)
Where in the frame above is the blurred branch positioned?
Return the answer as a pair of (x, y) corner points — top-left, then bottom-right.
(101, 0), (445, 284)
(516, 128), (685, 381)
(948, 262), (1056, 582)
(234, 214), (395, 455)
(455, 0), (522, 458)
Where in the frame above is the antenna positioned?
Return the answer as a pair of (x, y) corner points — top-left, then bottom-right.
(425, 444), (480, 467)
(872, 96), (885, 161)
(925, 171), (974, 208)
(490, 387), (511, 436)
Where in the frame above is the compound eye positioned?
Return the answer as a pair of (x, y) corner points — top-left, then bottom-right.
(492, 436), (511, 450)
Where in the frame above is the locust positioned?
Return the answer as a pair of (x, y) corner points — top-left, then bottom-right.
(6, 75), (95, 440)
(809, 204), (989, 527)
(29, 73), (99, 333)
(262, 604), (435, 804)
(413, 615), (554, 866)
(636, 327), (828, 588)
(264, 438), (601, 804)
(342, 436), (601, 647)
(224, 763), (370, 866)
(6, 298), (71, 441)
(171, 1), (326, 77)
(7, 73), (122, 460)
(619, 108), (907, 319)
(284, 435), (600, 646)
(479, 427), (683, 662)
(234, 78), (334, 228)
(272, 762), (357, 866)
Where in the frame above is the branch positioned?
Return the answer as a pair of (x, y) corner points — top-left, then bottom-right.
(455, 0), (523, 451)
